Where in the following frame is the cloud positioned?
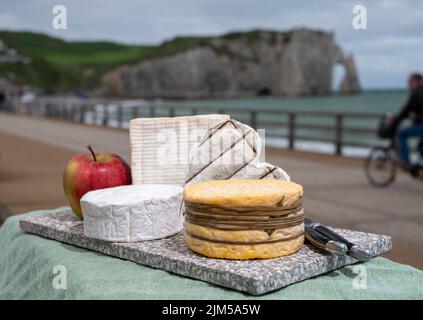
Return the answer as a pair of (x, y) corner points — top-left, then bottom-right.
(0, 0), (422, 88)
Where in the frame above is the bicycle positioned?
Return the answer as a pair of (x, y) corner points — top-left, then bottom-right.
(364, 114), (423, 187)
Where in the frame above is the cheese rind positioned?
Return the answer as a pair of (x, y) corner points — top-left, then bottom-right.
(186, 119), (290, 185)
(183, 179), (304, 259)
(184, 222), (304, 259)
(184, 179), (303, 208)
(81, 185), (183, 242)
(130, 114), (230, 185)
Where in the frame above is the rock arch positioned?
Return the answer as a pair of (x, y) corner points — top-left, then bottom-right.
(333, 46), (361, 94)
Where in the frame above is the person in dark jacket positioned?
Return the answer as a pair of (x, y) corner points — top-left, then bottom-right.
(394, 73), (423, 171)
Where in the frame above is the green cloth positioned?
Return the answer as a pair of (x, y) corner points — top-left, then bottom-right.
(1, 209), (423, 300)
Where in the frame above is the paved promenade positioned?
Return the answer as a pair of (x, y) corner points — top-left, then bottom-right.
(1, 114), (422, 268)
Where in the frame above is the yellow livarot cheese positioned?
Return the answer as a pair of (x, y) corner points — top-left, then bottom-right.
(184, 221), (304, 259)
(183, 179), (305, 260)
(184, 179), (303, 208)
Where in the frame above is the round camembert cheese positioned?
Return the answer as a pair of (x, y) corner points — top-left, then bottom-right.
(81, 184), (183, 242)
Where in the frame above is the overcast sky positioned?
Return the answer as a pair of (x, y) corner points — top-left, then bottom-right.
(0, 0), (422, 89)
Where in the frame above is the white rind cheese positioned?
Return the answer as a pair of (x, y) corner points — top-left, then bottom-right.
(81, 185), (183, 242)
(186, 119), (290, 185)
(130, 114), (230, 185)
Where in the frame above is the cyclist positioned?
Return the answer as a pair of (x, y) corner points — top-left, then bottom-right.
(393, 73), (423, 176)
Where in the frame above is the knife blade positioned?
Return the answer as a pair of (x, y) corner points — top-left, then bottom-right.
(305, 218), (372, 262)
(304, 225), (348, 256)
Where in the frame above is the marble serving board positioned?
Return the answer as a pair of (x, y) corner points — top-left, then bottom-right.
(20, 208), (392, 295)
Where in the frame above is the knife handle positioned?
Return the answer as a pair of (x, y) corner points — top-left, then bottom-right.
(305, 227), (347, 256)
(310, 223), (371, 261)
(349, 246), (372, 262)
(311, 223), (353, 248)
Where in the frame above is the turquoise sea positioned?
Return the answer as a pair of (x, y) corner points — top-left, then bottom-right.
(164, 90), (408, 115)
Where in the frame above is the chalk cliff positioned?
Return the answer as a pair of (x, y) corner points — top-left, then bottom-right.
(103, 29), (361, 98)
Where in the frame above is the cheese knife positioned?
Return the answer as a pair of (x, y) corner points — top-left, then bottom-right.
(305, 218), (372, 262)
(304, 225), (348, 256)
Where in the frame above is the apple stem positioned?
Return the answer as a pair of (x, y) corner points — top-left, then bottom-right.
(87, 145), (97, 162)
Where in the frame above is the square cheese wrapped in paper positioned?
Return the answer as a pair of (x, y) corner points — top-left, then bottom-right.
(130, 114), (230, 185)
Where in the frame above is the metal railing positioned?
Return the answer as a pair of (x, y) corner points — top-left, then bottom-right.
(4, 97), (383, 156)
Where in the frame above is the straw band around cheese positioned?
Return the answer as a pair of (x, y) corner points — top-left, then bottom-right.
(184, 198), (304, 231)
(183, 179), (305, 259)
(185, 228), (304, 245)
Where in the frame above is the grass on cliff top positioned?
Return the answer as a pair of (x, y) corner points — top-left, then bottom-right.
(0, 30), (275, 92)
(0, 31), (215, 91)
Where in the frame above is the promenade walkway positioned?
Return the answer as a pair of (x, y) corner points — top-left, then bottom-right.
(1, 114), (422, 268)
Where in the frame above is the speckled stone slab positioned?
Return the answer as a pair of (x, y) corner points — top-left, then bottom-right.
(20, 208), (392, 295)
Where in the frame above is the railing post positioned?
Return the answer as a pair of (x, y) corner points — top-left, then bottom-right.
(70, 104), (78, 122)
(39, 101), (43, 117)
(117, 104), (123, 129)
(92, 104), (97, 125)
(40, 102), (44, 118)
(74, 104), (78, 122)
(132, 106), (138, 120)
(60, 104), (64, 119)
(65, 104), (69, 121)
(71, 104), (75, 121)
(55, 103), (58, 118)
(250, 111), (257, 130)
(45, 102), (51, 119)
(169, 107), (175, 117)
(149, 105), (155, 118)
(68, 104), (73, 121)
(335, 114), (343, 156)
(288, 113), (296, 150)
(60, 103), (65, 120)
(103, 104), (109, 126)
(79, 104), (85, 124)
(50, 103), (54, 118)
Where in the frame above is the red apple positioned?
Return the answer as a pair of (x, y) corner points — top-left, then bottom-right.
(63, 145), (132, 218)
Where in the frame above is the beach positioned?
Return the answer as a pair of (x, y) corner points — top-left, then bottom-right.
(1, 114), (423, 268)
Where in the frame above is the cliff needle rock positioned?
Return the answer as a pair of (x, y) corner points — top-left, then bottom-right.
(103, 29), (361, 98)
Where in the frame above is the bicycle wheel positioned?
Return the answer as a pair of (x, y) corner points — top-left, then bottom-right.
(364, 147), (396, 187)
